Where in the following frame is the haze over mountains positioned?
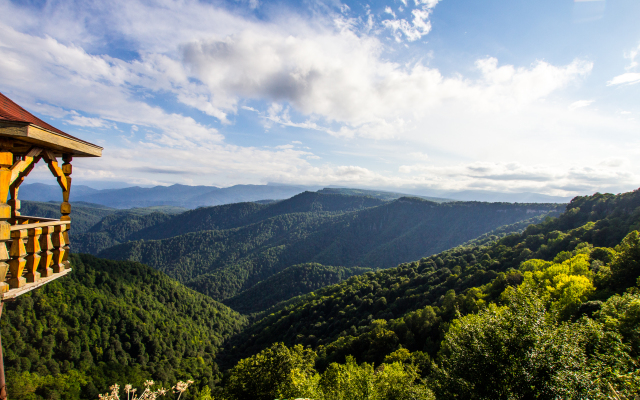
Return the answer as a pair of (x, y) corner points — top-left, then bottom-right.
(19, 182), (572, 209)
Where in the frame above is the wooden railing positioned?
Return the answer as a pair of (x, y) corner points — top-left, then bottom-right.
(13, 215), (60, 225)
(0, 219), (70, 298)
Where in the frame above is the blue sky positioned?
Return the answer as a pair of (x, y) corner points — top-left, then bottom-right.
(0, 0), (638, 195)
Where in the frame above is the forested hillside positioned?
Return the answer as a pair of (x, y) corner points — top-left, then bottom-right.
(316, 188), (451, 202)
(97, 194), (562, 303)
(7, 190), (639, 399)
(20, 200), (186, 254)
(2, 254), (247, 400)
(213, 190), (640, 399)
(73, 211), (176, 254)
(218, 190), (640, 370)
(21, 201), (115, 234)
(129, 191), (387, 241)
(70, 191), (385, 254)
(223, 263), (372, 314)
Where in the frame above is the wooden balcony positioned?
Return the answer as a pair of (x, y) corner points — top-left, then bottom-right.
(0, 217), (71, 300)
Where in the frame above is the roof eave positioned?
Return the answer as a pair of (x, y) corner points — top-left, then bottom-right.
(0, 121), (102, 157)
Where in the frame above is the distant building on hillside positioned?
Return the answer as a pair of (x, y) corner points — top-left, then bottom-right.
(0, 92), (102, 399)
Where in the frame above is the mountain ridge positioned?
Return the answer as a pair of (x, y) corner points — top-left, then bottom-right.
(19, 182), (571, 209)
(92, 194), (563, 303)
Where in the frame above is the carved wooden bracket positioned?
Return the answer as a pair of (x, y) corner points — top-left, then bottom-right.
(41, 150), (69, 192)
(9, 148), (43, 188)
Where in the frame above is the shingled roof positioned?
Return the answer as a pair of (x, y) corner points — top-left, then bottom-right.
(0, 92), (78, 139)
(0, 92), (102, 156)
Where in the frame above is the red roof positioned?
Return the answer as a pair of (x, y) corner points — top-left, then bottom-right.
(0, 91), (81, 141)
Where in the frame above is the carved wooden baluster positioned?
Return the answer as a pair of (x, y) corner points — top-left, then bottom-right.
(0, 145), (11, 293)
(25, 227), (41, 283)
(51, 224), (66, 273)
(61, 155), (72, 269)
(38, 226), (54, 277)
(62, 224), (70, 269)
(8, 229), (26, 288)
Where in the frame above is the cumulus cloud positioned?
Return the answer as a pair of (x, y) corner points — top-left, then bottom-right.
(382, 0), (440, 42)
(0, 0), (593, 139)
(182, 28), (591, 134)
(0, 24), (222, 147)
(0, 0), (637, 195)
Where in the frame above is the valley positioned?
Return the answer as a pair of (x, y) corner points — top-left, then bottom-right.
(6, 188), (640, 399)
(61, 190), (562, 305)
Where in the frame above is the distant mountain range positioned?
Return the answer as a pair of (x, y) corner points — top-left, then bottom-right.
(19, 182), (320, 208)
(441, 190), (572, 203)
(19, 182), (571, 209)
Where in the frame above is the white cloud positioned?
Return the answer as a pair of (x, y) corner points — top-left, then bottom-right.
(598, 157), (629, 168)
(393, 161), (638, 196)
(0, 23), (222, 147)
(608, 42), (640, 86)
(416, 0), (440, 6)
(0, 0), (637, 196)
(608, 72), (640, 86)
(569, 100), (594, 110)
(384, 6), (396, 17)
(67, 113), (114, 128)
(625, 43), (639, 71)
(382, 0), (439, 42)
(182, 26), (591, 133)
(0, 0), (593, 140)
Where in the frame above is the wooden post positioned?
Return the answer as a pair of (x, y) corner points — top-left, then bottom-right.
(0, 144), (12, 294)
(0, 301), (6, 400)
(61, 155), (71, 269)
(7, 177), (20, 225)
(61, 155), (71, 222)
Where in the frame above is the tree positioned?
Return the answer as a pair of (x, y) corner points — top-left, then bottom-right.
(434, 290), (595, 399)
(320, 356), (433, 400)
(519, 254), (594, 318)
(609, 231), (640, 290)
(225, 343), (318, 400)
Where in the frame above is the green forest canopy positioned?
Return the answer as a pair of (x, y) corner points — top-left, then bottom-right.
(10, 189), (640, 399)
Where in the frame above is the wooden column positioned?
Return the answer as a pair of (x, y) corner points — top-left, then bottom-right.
(0, 144), (12, 294)
(61, 155), (71, 269)
(8, 175), (20, 225)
